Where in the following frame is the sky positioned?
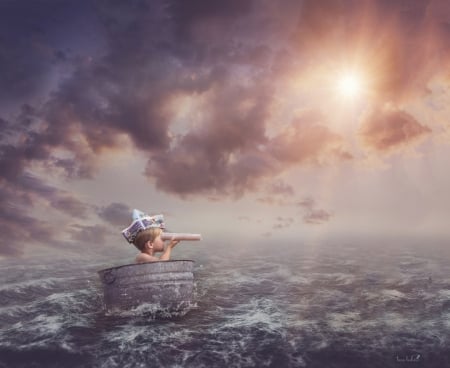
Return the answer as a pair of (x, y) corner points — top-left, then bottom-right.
(1, 0), (450, 258)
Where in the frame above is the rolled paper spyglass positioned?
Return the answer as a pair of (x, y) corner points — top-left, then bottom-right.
(161, 232), (202, 241)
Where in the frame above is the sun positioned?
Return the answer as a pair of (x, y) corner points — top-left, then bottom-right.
(337, 72), (362, 98)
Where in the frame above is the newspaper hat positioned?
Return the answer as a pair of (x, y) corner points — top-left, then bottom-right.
(121, 209), (166, 244)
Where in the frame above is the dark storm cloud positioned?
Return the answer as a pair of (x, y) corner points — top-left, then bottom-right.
(50, 196), (89, 218)
(0, 106), (50, 182)
(148, 107), (352, 197)
(14, 173), (89, 218)
(1, 0), (449, 256)
(168, 0), (253, 35)
(98, 202), (131, 227)
(0, 117), (8, 131)
(148, 145), (275, 198)
(146, 80), (276, 197)
(0, 186), (54, 256)
(0, 0), (96, 107)
(29, 0), (224, 179)
(3, 0), (183, 189)
(69, 224), (110, 244)
(3, 0), (441, 197)
(359, 107), (432, 153)
(0, 172), (90, 255)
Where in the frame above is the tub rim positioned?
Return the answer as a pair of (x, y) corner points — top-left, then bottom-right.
(97, 259), (195, 275)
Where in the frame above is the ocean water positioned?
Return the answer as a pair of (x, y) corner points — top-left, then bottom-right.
(0, 239), (449, 368)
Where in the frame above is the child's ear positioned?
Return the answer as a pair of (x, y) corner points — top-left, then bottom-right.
(145, 241), (153, 249)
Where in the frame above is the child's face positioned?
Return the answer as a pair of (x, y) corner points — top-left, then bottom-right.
(152, 235), (165, 252)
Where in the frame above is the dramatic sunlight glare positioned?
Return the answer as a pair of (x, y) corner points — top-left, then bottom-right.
(337, 72), (362, 99)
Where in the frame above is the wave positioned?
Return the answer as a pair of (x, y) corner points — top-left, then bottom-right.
(0, 277), (64, 293)
(103, 300), (195, 320)
(1, 243), (449, 368)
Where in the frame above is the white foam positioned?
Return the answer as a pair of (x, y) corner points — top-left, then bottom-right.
(271, 266), (312, 285)
(381, 312), (409, 330)
(331, 272), (356, 285)
(380, 289), (408, 299)
(215, 297), (286, 335)
(0, 314), (67, 349)
(44, 289), (94, 311)
(0, 277), (63, 293)
(437, 289), (450, 300)
(30, 314), (64, 335)
(105, 300), (193, 320)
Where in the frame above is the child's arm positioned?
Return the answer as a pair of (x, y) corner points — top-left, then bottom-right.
(159, 239), (180, 261)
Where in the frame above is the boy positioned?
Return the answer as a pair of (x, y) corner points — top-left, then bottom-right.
(133, 227), (180, 263)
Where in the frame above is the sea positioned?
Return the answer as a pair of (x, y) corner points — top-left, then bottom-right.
(0, 237), (449, 368)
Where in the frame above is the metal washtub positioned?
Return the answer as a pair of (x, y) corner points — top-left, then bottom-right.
(98, 260), (195, 313)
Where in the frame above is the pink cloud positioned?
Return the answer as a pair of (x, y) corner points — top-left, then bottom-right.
(298, 197), (333, 225)
(303, 209), (332, 225)
(359, 106), (431, 153)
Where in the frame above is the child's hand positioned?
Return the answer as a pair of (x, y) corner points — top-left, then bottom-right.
(168, 237), (180, 249)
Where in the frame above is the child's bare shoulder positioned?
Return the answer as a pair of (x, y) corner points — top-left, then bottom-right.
(135, 253), (159, 263)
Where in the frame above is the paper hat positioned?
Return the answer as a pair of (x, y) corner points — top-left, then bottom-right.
(121, 209), (166, 243)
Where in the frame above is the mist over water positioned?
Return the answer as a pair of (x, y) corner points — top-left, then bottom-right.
(0, 239), (449, 368)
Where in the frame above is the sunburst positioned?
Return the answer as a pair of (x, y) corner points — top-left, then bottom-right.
(337, 72), (363, 98)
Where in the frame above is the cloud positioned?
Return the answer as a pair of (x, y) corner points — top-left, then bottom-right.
(98, 202), (132, 227)
(148, 147), (275, 198)
(0, 186), (54, 256)
(257, 179), (295, 205)
(167, 0), (254, 42)
(1, 1), (199, 183)
(297, 197), (333, 225)
(145, 80), (275, 197)
(303, 209), (332, 225)
(147, 108), (351, 197)
(359, 106), (432, 153)
(50, 196), (89, 218)
(1, 0), (441, 200)
(15, 173), (89, 218)
(0, 1), (195, 256)
(297, 197), (316, 210)
(2, 0), (450, 256)
(0, 172), (93, 256)
(268, 112), (352, 166)
(0, 1), (97, 108)
(69, 224), (110, 245)
(256, 197), (291, 206)
(267, 179), (295, 196)
(273, 216), (294, 230)
(293, 0), (446, 104)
